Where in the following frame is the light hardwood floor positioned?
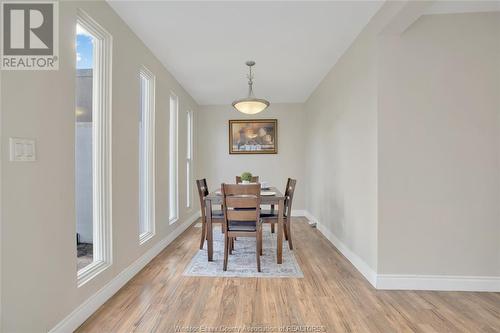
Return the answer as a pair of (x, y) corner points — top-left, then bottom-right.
(77, 218), (500, 332)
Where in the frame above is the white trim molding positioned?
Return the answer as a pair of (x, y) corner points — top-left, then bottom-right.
(314, 216), (377, 287)
(376, 274), (500, 292)
(185, 109), (194, 209)
(50, 212), (201, 333)
(76, 9), (113, 287)
(138, 66), (156, 245)
(301, 210), (499, 292)
(168, 92), (179, 224)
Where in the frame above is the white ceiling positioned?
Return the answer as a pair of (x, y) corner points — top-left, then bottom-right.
(108, 1), (383, 105)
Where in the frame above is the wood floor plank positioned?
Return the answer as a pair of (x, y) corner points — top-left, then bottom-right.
(76, 218), (500, 333)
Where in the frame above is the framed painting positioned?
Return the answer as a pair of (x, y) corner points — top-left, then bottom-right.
(229, 119), (278, 154)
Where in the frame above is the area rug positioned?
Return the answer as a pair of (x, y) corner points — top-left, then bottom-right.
(183, 225), (303, 278)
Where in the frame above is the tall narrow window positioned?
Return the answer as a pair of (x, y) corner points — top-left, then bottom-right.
(139, 67), (155, 243)
(186, 110), (193, 208)
(75, 11), (112, 287)
(169, 94), (179, 223)
(75, 22), (94, 272)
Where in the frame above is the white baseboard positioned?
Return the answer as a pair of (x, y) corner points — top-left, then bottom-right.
(49, 212), (201, 333)
(311, 214), (377, 287)
(302, 210), (316, 223)
(302, 210), (500, 292)
(377, 274), (500, 292)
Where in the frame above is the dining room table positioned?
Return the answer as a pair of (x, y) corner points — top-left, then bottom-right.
(204, 186), (286, 264)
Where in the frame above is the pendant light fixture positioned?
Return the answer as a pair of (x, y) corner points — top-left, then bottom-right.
(232, 61), (270, 114)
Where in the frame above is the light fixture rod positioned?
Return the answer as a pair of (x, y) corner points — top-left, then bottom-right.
(247, 62), (255, 97)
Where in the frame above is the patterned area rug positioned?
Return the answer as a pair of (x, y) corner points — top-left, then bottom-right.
(184, 225), (303, 278)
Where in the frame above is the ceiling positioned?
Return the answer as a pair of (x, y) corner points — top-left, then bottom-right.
(108, 1), (383, 105)
(424, 0), (500, 15)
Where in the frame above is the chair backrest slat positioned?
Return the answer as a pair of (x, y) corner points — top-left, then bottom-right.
(225, 196), (259, 208)
(196, 178), (209, 219)
(235, 176), (260, 184)
(226, 209), (258, 221)
(284, 178), (297, 217)
(223, 183), (260, 196)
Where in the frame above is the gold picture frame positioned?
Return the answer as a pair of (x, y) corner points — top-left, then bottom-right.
(229, 119), (278, 154)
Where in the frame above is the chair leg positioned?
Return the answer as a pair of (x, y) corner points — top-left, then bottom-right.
(283, 221), (289, 241)
(220, 206), (224, 234)
(286, 218), (293, 250)
(270, 204), (276, 233)
(259, 228), (263, 256)
(223, 234), (229, 271)
(229, 237), (233, 255)
(256, 234), (261, 272)
(199, 220), (206, 250)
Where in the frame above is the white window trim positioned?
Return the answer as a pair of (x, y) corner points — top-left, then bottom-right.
(139, 66), (156, 244)
(186, 110), (193, 208)
(76, 10), (113, 287)
(169, 93), (179, 224)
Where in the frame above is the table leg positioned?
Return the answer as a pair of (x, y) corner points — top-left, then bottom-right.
(206, 199), (213, 261)
(277, 198), (284, 264)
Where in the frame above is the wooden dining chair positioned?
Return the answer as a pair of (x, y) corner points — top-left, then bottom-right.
(196, 179), (224, 249)
(221, 183), (263, 272)
(235, 175), (260, 183)
(261, 178), (296, 250)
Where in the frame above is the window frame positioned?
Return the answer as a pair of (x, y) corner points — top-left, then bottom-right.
(76, 10), (113, 287)
(138, 66), (156, 244)
(169, 93), (179, 224)
(186, 110), (193, 208)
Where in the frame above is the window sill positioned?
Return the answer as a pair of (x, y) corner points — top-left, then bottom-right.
(77, 260), (111, 288)
(169, 217), (179, 225)
(139, 231), (155, 245)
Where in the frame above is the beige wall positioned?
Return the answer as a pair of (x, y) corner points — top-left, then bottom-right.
(1, 1), (198, 331)
(196, 104), (305, 210)
(378, 12), (500, 276)
(303, 30), (378, 271)
(303, 6), (500, 279)
(300, 0), (405, 272)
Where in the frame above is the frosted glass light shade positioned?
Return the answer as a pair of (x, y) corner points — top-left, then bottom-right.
(232, 98), (270, 114)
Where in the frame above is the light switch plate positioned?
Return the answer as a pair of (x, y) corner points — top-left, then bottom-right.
(9, 138), (36, 162)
